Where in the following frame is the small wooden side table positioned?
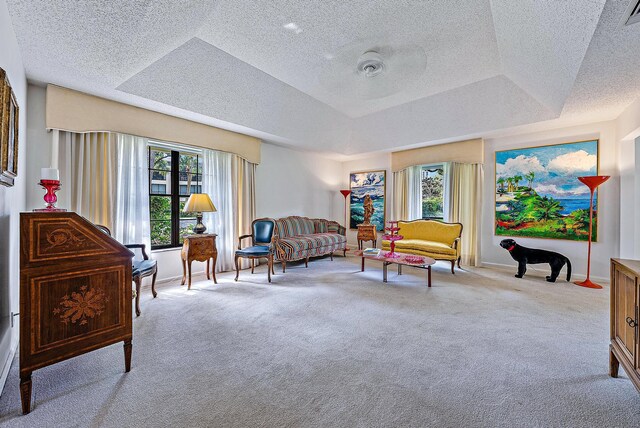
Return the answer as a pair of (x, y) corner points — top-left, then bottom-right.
(181, 233), (218, 289)
(357, 224), (377, 250)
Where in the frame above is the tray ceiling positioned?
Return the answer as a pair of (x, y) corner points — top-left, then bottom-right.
(7, 0), (638, 154)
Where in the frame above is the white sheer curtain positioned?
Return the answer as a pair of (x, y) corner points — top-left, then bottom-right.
(113, 134), (151, 248)
(392, 165), (422, 220)
(57, 130), (150, 247)
(202, 149), (235, 272)
(444, 162), (483, 266)
(202, 149), (256, 272)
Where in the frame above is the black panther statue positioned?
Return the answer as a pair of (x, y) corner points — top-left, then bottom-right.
(499, 238), (572, 282)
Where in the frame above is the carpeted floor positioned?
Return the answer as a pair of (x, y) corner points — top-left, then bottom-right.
(1, 255), (639, 427)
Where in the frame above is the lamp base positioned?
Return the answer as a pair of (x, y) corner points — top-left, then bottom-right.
(193, 213), (206, 234)
(573, 279), (603, 289)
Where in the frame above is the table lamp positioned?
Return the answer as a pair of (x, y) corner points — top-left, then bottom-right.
(183, 193), (217, 234)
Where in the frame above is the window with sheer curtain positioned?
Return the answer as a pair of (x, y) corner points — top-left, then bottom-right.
(56, 130), (256, 272)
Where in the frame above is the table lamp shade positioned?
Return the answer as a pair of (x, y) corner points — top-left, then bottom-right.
(183, 194), (217, 213)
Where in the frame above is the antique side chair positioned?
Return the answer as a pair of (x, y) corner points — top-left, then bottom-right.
(95, 225), (157, 316)
(235, 218), (276, 283)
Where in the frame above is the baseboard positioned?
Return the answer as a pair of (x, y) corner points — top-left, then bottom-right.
(480, 262), (610, 285)
(0, 342), (17, 397)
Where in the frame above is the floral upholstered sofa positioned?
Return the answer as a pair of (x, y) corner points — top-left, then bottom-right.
(272, 216), (347, 272)
(381, 219), (463, 274)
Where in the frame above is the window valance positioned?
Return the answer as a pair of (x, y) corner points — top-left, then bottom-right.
(45, 85), (261, 164)
(391, 139), (484, 172)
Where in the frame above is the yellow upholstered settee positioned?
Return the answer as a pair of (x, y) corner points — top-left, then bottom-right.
(381, 220), (463, 273)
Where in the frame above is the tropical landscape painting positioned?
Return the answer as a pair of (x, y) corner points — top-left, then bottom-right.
(350, 170), (386, 231)
(495, 140), (599, 241)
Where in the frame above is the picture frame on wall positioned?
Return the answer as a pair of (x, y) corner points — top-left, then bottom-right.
(0, 67), (19, 187)
(495, 139), (599, 242)
(349, 170), (386, 231)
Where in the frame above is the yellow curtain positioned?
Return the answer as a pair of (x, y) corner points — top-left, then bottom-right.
(234, 156), (256, 269)
(445, 162), (483, 266)
(392, 166), (421, 221)
(58, 131), (117, 229)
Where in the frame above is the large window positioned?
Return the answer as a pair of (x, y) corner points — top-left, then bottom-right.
(149, 146), (203, 249)
(421, 166), (444, 219)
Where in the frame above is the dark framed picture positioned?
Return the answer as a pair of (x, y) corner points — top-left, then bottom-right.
(0, 67), (19, 187)
(349, 170), (386, 231)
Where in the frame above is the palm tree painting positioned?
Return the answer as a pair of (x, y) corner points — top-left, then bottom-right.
(495, 140), (599, 241)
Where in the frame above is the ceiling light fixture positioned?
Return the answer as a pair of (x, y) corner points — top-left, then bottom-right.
(283, 22), (302, 34)
(357, 51), (385, 78)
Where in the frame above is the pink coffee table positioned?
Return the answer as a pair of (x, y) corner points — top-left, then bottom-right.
(355, 250), (436, 287)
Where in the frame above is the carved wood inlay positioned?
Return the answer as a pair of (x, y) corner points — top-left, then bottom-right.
(53, 285), (108, 326)
(45, 228), (90, 250)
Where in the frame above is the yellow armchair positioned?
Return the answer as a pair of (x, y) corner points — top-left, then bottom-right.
(381, 220), (463, 273)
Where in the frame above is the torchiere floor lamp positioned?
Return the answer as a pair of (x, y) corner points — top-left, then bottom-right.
(574, 175), (609, 289)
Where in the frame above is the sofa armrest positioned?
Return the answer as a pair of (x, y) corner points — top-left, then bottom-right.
(327, 221), (346, 236)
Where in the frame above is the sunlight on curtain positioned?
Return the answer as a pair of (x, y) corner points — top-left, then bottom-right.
(58, 131), (117, 228)
(444, 162), (483, 266)
(114, 134), (151, 248)
(392, 165), (421, 220)
(202, 150), (257, 272)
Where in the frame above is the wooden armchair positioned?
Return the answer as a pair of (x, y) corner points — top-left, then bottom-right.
(95, 225), (157, 316)
(235, 218), (276, 283)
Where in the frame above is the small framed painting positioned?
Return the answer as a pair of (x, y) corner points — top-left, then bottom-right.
(0, 68), (19, 187)
(495, 139), (599, 241)
(349, 170), (386, 231)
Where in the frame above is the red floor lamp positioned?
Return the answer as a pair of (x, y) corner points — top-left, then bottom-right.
(574, 175), (609, 289)
(340, 190), (351, 229)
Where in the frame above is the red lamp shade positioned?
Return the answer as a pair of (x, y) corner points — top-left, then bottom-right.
(577, 175), (610, 190)
(340, 190), (351, 198)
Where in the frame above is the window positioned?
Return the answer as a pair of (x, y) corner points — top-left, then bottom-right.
(421, 166), (444, 219)
(149, 146), (203, 249)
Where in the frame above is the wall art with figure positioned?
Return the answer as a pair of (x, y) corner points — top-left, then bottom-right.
(350, 170), (386, 231)
(495, 139), (599, 241)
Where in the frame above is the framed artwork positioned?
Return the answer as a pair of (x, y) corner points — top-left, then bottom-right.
(0, 67), (19, 187)
(495, 139), (599, 241)
(349, 170), (386, 231)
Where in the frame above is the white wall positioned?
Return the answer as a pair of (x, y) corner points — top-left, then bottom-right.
(341, 153), (392, 247)
(482, 121), (620, 281)
(0, 0), (27, 394)
(256, 143), (343, 222)
(25, 84), (52, 210)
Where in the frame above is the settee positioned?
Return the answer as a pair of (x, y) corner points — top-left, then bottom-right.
(381, 219), (463, 273)
(272, 216), (347, 272)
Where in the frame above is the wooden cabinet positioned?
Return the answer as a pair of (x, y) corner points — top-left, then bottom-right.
(610, 258), (640, 392)
(20, 212), (134, 413)
(357, 224), (377, 250)
(181, 233), (218, 289)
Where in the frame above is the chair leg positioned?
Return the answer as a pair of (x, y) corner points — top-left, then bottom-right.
(268, 255), (272, 283)
(457, 257), (461, 268)
(305, 257), (309, 268)
(451, 260), (455, 274)
(330, 252), (333, 261)
(251, 259), (255, 274)
(282, 261), (286, 273)
(134, 278), (141, 317)
(271, 259), (275, 275)
(151, 270), (158, 298)
(343, 249), (346, 257)
(234, 255), (240, 281)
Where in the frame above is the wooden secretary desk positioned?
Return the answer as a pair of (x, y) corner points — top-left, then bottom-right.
(19, 212), (134, 414)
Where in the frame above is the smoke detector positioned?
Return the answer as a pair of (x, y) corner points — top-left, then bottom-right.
(357, 51), (385, 78)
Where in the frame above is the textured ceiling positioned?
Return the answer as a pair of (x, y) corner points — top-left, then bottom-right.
(6, 0), (639, 155)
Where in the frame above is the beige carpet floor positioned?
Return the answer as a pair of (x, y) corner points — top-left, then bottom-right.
(0, 255), (639, 427)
